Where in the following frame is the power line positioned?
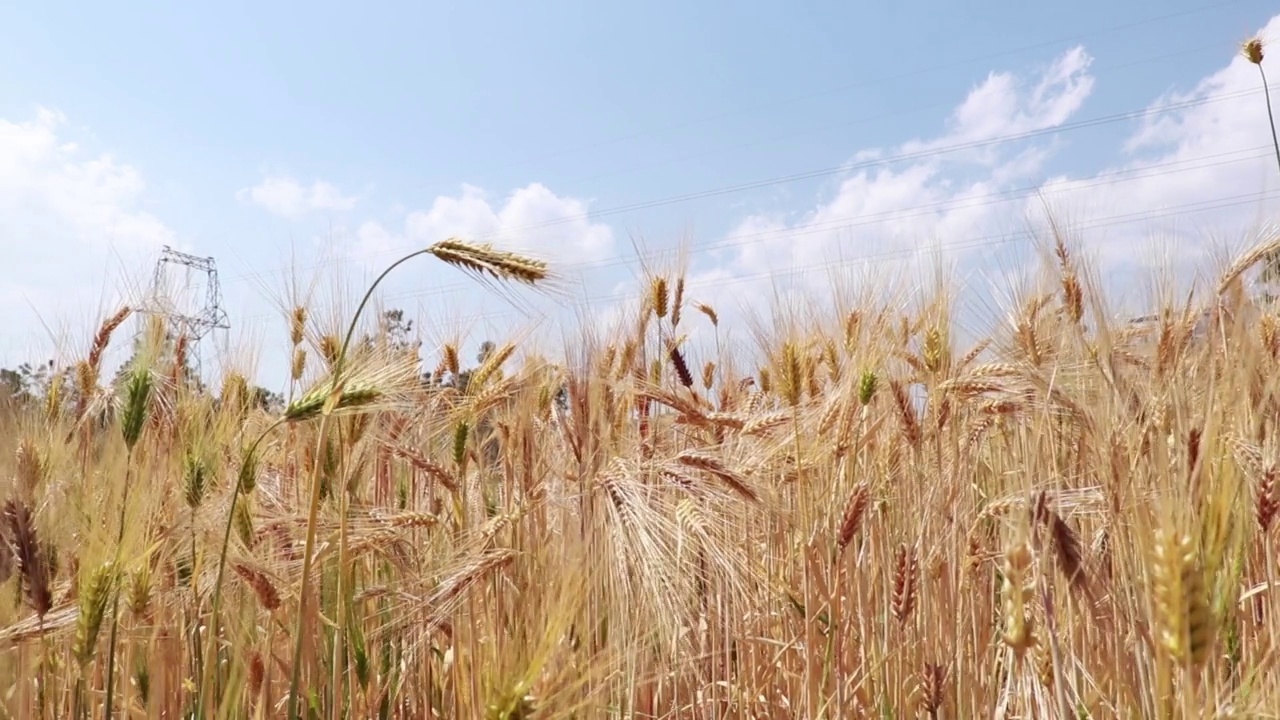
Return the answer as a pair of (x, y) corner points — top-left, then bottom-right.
(234, 146), (1278, 327)
(497, 145), (1274, 276)
(230, 138), (1278, 322)
(378, 188), (1280, 311)
(562, 41), (1227, 189)
(491, 86), (1277, 228)
(238, 186), (1280, 329)
(224, 81), (1277, 293)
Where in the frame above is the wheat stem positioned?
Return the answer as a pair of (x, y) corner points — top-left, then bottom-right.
(196, 417), (283, 716)
(287, 411), (335, 720)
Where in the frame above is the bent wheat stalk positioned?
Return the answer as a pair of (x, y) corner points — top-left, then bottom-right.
(282, 238), (553, 720)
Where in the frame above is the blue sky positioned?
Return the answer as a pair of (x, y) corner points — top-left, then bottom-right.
(2, 0), (1279, 388)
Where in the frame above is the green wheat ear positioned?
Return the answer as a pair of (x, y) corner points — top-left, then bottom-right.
(454, 421), (470, 467)
(183, 450), (209, 510)
(284, 382), (384, 422)
(238, 449), (258, 494)
(119, 365), (154, 451)
(858, 369), (879, 405)
(73, 561), (117, 669)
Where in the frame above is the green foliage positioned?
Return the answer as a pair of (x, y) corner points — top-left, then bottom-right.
(0, 360), (71, 408)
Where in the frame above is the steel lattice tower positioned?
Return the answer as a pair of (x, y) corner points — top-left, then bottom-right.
(135, 245), (231, 379)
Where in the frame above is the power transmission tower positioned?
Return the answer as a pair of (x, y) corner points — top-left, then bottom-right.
(135, 245), (231, 380)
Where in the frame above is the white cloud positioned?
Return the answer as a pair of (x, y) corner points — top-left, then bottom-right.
(0, 107), (176, 365)
(694, 18), (1280, 334)
(1028, 18), (1280, 276)
(901, 46), (1094, 163)
(355, 182), (615, 265)
(0, 108), (174, 254)
(237, 174), (359, 218)
(725, 46), (1099, 280)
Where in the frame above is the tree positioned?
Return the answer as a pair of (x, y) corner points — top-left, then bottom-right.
(250, 385), (285, 413)
(554, 382), (568, 413)
(1, 359), (65, 407)
(351, 308), (417, 354)
(1, 367), (25, 400)
(380, 308), (416, 351)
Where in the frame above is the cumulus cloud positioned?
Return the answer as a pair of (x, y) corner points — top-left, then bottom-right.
(903, 46), (1095, 158)
(1040, 19), (1280, 271)
(709, 45), (1093, 297)
(237, 174), (359, 218)
(0, 108), (174, 254)
(354, 182), (615, 265)
(695, 17), (1280, 332)
(0, 107), (176, 364)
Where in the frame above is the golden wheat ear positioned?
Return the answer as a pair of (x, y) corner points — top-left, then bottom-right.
(428, 238), (551, 285)
(1242, 36), (1264, 65)
(1150, 528), (1215, 670)
(1218, 233), (1280, 297)
(426, 238), (569, 310)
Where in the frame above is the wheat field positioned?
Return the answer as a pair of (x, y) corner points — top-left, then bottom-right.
(2, 225), (1280, 720)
